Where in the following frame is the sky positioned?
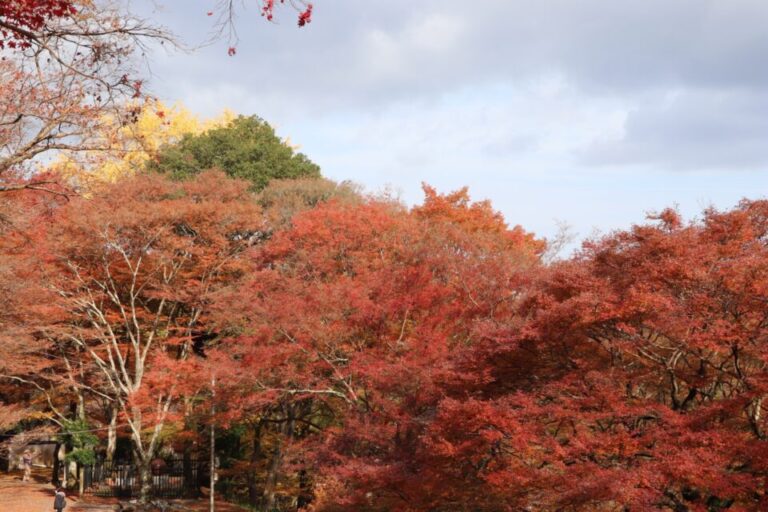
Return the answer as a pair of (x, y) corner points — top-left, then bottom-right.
(131, 0), (768, 248)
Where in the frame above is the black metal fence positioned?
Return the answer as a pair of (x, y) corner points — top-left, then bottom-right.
(82, 457), (201, 499)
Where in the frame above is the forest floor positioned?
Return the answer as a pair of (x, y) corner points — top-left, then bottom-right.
(0, 470), (245, 512)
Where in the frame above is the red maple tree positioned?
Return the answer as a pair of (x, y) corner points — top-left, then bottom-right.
(513, 202), (768, 510)
(210, 187), (544, 510)
(3, 171), (262, 501)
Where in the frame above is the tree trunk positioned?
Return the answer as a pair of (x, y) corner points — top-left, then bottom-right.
(210, 374), (216, 512)
(52, 442), (61, 486)
(59, 444), (68, 488)
(262, 406), (295, 512)
(749, 396), (765, 439)
(67, 460), (78, 489)
(261, 442), (281, 512)
(183, 446), (195, 497)
(298, 468), (312, 509)
(129, 407), (154, 504)
(78, 464), (84, 496)
(76, 391), (86, 421)
(248, 421), (264, 508)
(106, 406), (118, 463)
(137, 457), (152, 504)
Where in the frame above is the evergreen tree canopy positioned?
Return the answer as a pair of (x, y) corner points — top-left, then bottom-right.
(149, 115), (321, 191)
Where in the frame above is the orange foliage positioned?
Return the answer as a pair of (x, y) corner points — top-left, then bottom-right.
(414, 184), (546, 257)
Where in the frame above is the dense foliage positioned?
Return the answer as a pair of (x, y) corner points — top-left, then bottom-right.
(0, 0), (76, 49)
(149, 115), (321, 191)
(5, 165), (768, 510)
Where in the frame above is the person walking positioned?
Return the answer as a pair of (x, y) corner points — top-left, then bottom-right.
(53, 487), (67, 512)
(21, 449), (32, 482)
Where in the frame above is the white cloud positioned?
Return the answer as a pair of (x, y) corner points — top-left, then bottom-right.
(408, 14), (465, 52)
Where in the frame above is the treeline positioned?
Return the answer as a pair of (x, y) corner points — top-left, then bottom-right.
(2, 110), (768, 510)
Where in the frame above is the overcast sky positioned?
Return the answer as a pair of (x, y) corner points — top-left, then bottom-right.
(132, 0), (768, 248)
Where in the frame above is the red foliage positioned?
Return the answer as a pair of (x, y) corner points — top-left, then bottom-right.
(6, 172), (768, 509)
(212, 194), (768, 510)
(261, 0), (313, 26)
(3, 172), (262, 489)
(517, 199), (768, 509)
(297, 4), (313, 27)
(0, 0), (77, 49)
(212, 189), (544, 510)
(414, 184), (546, 257)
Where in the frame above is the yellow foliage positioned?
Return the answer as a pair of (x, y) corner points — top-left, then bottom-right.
(52, 100), (235, 189)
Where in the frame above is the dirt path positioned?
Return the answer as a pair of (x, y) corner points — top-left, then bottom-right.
(0, 470), (79, 512)
(0, 470), (246, 512)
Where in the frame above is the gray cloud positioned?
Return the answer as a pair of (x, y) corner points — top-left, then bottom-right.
(582, 90), (768, 170)
(133, 0), (768, 170)
(141, 1), (768, 101)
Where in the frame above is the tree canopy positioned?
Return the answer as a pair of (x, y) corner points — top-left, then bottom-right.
(148, 115), (321, 191)
(5, 170), (768, 510)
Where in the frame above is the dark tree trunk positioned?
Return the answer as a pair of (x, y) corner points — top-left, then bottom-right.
(183, 445), (195, 497)
(262, 405), (295, 512)
(52, 442), (61, 486)
(248, 421), (264, 508)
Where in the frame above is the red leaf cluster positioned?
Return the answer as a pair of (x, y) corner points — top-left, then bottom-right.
(0, 0), (77, 49)
(261, 0), (313, 27)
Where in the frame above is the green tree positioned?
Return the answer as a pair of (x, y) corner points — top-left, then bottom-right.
(58, 419), (98, 466)
(149, 115), (321, 191)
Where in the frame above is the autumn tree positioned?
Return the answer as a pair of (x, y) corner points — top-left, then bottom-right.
(0, 0), (314, 194)
(4, 171), (262, 500)
(148, 115), (321, 191)
(0, 187), (67, 407)
(0, 1), (313, 51)
(0, 0), (77, 49)
(209, 186), (543, 510)
(0, 0), (172, 194)
(414, 184), (546, 258)
(206, 193), (768, 510)
(510, 202), (768, 510)
(51, 100), (235, 188)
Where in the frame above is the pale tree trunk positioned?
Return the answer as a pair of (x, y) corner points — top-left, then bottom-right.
(137, 456), (153, 504)
(748, 396), (765, 439)
(106, 405), (118, 463)
(58, 444), (68, 488)
(129, 409), (154, 504)
(67, 460), (78, 488)
(76, 392), (86, 493)
(76, 375), (86, 422)
(126, 396), (173, 504)
(210, 375), (216, 512)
